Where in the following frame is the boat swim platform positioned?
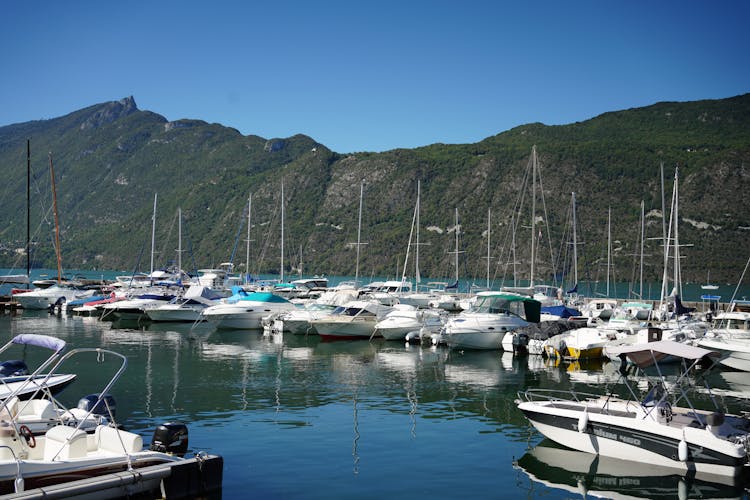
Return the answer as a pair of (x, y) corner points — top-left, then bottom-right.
(3, 453), (223, 500)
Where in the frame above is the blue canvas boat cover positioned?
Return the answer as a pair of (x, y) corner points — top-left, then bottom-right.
(541, 305), (581, 318)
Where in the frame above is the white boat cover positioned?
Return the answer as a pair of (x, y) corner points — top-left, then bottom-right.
(607, 340), (719, 368)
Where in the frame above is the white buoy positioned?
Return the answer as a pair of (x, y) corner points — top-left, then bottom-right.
(678, 438), (689, 462)
(577, 409), (589, 433)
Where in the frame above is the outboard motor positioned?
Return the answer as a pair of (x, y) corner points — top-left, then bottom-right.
(150, 422), (189, 456)
(0, 360), (29, 377)
(78, 393), (117, 419)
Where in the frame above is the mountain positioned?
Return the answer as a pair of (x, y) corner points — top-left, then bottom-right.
(0, 94), (748, 286)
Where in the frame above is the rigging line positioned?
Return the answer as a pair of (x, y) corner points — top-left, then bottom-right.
(228, 204), (247, 266)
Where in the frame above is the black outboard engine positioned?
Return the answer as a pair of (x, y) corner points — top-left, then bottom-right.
(150, 422), (189, 456)
(78, 393), (117, 419)
(0, 360), (29, 377)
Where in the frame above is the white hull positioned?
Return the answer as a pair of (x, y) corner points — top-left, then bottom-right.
(444, 313), (528, 350)
(518, 394), (749, 478)
(145, 304), (204, 322)
(14, 287), (89, 310)
(202, 301), (294, 330)
(699, 337), (750, 371)
(312, 318), (379, 339)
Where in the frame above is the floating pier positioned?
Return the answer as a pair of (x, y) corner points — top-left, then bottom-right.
(2, 454), (223, 500)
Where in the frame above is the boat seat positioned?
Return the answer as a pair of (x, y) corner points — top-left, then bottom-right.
(94, 425), (143, 455)
(44, 425), (88, 460)
(0, 396), (19, 420)
(16, 399), (56, 420)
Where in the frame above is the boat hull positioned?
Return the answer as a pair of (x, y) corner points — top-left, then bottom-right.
(518, 400), (748, 478)
(699, 337), (750, 371)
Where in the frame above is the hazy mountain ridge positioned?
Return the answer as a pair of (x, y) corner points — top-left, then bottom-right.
(0, 94), (748, 285)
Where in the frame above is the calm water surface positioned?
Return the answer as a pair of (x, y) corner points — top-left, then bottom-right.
(1, 309), (749, 499)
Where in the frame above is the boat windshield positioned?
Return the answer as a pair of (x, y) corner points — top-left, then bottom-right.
(473, 296), (525, 318)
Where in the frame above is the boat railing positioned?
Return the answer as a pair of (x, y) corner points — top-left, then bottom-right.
(517, 388), (610, 405)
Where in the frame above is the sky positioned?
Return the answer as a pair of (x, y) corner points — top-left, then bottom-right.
(1, 1), (748, 153)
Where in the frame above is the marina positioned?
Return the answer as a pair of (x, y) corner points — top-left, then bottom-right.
(0, 269), (748, 498)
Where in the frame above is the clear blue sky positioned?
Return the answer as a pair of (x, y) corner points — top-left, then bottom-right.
(2, 1), (748, 153)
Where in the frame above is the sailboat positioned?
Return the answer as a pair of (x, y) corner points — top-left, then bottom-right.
(14, 154), (94, 310)
(1, 141), (32, 287)
(701, 271), (719, 290)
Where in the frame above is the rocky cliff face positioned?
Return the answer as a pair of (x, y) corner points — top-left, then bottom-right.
(80, 96), (138, 130)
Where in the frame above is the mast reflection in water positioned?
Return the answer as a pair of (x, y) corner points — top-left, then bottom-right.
(2, 310), (749, 498)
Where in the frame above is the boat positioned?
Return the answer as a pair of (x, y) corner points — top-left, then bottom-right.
(13, 285), (95, 311)
(698, 335), (750, 371)
(0, 334), (76, 400)
(373, 304), (445, 341)
(0, 343), (221, 496)
(442, 291), (541, 350)
(201, 289), (295, 329)
(701, 271), (719, 291)
(543, 326), (609, 360)
(517, 340), (750, 478)
(144, 285), (226, 322)
(310, 300), (394, 340)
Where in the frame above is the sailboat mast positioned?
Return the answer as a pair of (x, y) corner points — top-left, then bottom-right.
(530, 146), (537, 288)
(673, 167), (681, 297)
(246, 193), (252, 283)
(48, 153), (62, 284)
(150, 193), (157, 281)
(606, 207), (611, 297)
(454, 208), (459, 284)
(280, 180), (285, 283)
(355, 181), (363, 287)
(571, 192), (578, 287)
(415, 180), (420, 287)
(639, 200), (645, 298)
(486, 208), (491, 289)
(177, 207), (182, 274)
(26, 140), (30, 286)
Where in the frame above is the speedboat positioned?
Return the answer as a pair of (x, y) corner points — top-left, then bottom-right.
(373, 305), (445, 341)
(310, 300), (394, 340)
(201, 289), (295, 329)
(0, 334), (76, 400)
(0, 344), (212, 495)
(698, 335), (750, 371)
(517, 340), (750, 478)
(442, 291), (541, 350)
(13, 285), (94, 311)
(543, 326), (608, 360)
(144, 285), (226, 322)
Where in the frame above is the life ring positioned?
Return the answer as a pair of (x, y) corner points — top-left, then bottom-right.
(18, 425), (36, 448)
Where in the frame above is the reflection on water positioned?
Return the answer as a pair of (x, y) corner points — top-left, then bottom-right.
(515, 439), (749, 499)
(2, 311), (749, 498)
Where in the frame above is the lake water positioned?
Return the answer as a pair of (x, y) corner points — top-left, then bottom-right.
(1, 308), (749, 499)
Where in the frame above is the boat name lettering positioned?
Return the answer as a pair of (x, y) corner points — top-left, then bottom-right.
(590, 428), (640, 447)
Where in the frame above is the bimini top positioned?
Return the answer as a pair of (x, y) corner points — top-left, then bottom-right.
(12, 334), (66, 353)
(607, 340), (719, 368)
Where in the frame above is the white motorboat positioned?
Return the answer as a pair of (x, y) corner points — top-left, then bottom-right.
(373, 304), (445, 341)
(201, 290), (295, 329)
(517, 340), (750, 478)
(0, 344), (213, 496)
(100, 289), (177, 321)
(144, 285), (225, 322)
(310, 300), (394, 340)
(698, 335), (750, 371)
(0, 334), (76, 400)
(442, 291), (541, 350)
(13, 285), (94, 311)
